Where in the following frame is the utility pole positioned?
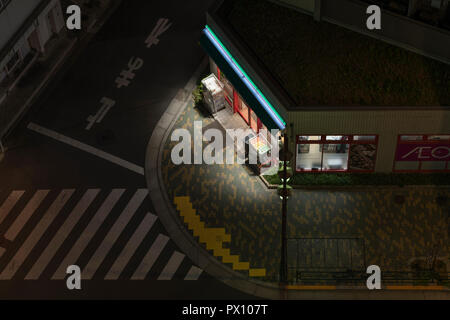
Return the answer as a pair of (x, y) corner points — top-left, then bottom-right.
(278, 133), (292, 284)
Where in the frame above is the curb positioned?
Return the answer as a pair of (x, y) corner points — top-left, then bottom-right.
(144, 59), (450, 300)
(259, 175), (450, 191)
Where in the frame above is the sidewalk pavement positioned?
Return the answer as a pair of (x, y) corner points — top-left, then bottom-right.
(146, 60), (450, 299)
(0, 0), (120, 154)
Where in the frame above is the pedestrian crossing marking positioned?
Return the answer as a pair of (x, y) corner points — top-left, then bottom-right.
(5, 190), (49, 241)
(132, 234), (169, 280)
(105, 212), (157, 280)
(157, 251), (185, 280)
(0, 191), (25, 225)
(83, 189), (148, 279)
(0, 190), (75, 280)
(25, 189), (100, 280)
(184, 266), (203, 280)
(52, 189), (126, 279)
(174, 196), (266, 277)
(0, 189), (203, 281)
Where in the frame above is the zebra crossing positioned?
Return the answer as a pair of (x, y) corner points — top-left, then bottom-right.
(0, 188), (203, 281)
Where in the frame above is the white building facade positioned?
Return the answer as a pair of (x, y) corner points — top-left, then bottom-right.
(0, 0), (64, 83)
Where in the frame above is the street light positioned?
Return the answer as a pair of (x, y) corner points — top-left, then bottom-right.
(277, 133), (293, 284)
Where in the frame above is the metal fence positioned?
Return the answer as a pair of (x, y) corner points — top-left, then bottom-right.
(295, 270), (450, 286)
(288, 237), (449, 286)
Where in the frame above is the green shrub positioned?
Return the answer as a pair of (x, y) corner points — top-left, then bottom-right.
(192, 83), (204, 106)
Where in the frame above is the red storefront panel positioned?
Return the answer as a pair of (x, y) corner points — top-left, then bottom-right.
(395, 143), (450, 162)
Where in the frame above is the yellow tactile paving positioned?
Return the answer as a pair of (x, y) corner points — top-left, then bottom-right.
(174, 196), (266, 277)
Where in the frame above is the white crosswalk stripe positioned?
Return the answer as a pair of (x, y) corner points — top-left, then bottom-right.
(105, 213), (158, 280)
(83, 189), (148, 279)
(0, 191), (25, 225)
(25, 189), (100, 280)
(0, 189), (203, 281)
(184, 266), (203, 280)
(5, 190), (49, 241)
(52, 189), (125, 280)
(0, 190), (75, 280)
(157, 251), (185, 280)
(132, 234), (169, 280)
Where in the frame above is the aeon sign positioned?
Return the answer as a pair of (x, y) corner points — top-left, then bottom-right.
(395, 143), (450, 162)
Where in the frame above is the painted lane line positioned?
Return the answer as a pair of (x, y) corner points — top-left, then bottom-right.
(157, 251), (185, 280)
(105, 213), (158, 280)
(86, 97), (116, 130)
(145, 18), (172, 48)
(4, 190), (50, 241)
(51, 189), (125, 280)
(131, 234), (169, 280)
(25, 189), (100, 280)
(0, 191), (25, 225)
(0, 190), (75, 280)
(184, 266), (203, 281)
(83, 189), (148, 279)
(27, 123), (144, 176)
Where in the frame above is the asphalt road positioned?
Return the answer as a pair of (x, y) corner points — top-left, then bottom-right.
(0, 0), (257, 300)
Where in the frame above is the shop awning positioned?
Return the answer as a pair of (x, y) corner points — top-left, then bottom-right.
(200, 26), (286, 131)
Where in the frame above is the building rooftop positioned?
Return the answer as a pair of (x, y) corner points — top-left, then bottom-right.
(222, 0), (450, 107)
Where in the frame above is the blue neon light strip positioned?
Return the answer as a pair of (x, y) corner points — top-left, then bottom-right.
(203, 26), (286, 130)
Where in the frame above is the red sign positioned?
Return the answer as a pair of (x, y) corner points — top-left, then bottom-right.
(395, 143), (450, 161)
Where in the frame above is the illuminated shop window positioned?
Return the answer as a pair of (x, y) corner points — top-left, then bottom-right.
(295, 135), (378, 172)
(322, 144), (349, 171)
(428, 135), (450, 141)
(354, 135), (376, 141)
(400, 135), (423, 141)
(298, 135), (321, 141)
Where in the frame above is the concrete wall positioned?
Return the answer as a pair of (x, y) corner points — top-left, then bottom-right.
(37, 0), (65, 50)
(0, 0), (42, 49)
(288, 108), (450, 172)
(0, 0), (64, 73)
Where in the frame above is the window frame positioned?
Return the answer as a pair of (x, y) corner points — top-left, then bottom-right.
(295, 134), (379, 173)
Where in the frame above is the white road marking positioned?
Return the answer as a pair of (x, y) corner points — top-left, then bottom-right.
(0, 190), (74, 280)
(105, 213), (157, 280)
(145, 18), (172, 48)
(184, 266), (203, 281)
(86, 97), (116, 130)
(27, 123), (144, 176)
(25, 189), (100, 280)
(83, 189), (148, 279)
(131, 234), (169, 280)
(157, 251), (184, 280)
(51, 189), (125, 280)
(0, 191), (25, 225)
(4, 190), (50, 241)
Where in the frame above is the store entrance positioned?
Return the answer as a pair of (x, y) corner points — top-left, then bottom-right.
(214, 68), (277, 174)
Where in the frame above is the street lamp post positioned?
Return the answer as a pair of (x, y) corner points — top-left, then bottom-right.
(278, 133), (292, 284)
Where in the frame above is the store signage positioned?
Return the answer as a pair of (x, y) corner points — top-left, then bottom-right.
(202, 26), (286, 130)
(395, 143), (450, 161)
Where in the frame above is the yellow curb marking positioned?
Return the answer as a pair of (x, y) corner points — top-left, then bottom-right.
(174, 196), (266, 277)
